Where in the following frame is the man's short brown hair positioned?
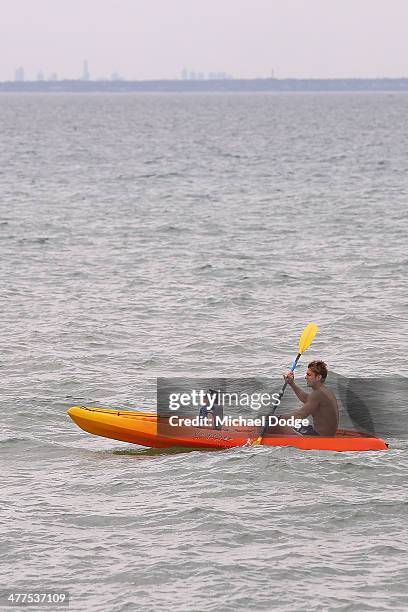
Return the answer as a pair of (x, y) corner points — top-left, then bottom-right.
(308, 360), (328, 381)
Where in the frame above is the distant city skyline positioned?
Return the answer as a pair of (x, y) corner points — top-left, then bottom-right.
(9, 60), (262, 83)
(11, 60), (123, 83)
(1, 0), (408, 81)
(9, 61), (240, 82)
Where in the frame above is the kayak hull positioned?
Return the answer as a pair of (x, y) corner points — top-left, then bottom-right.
(68, 406), (388, 452)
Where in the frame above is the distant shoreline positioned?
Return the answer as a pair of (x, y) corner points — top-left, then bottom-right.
(1, 78), (408, 93)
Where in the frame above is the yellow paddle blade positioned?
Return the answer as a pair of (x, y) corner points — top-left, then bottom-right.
(299, 323), (319, 354)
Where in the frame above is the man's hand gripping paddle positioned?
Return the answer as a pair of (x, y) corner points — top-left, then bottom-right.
(252, 323), (319, 446)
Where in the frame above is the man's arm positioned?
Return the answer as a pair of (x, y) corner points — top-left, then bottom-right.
(284, 372), (309, 403)
(290, 392), (319, 419)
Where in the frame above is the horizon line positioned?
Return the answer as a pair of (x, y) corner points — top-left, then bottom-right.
(2, 76), (408, 83)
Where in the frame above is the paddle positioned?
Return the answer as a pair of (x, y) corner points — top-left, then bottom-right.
(252, 323), (319, 445)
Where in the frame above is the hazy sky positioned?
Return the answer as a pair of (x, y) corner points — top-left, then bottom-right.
(1, 0), (408, 81)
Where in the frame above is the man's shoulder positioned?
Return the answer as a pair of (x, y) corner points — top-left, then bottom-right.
(310, 388), (324, 398)
(316, 386), (337, 404)
(309, 388), (329, 403)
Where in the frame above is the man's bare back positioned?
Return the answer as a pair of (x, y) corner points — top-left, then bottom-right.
(304, 386), (339, 436)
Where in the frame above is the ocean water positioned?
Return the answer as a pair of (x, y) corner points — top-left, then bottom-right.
(1, 92), (408, 611)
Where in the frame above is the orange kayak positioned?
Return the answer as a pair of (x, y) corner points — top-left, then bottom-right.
(68, 406), (388, 452)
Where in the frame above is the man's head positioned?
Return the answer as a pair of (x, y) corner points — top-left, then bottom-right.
(305, 360), (328, 387)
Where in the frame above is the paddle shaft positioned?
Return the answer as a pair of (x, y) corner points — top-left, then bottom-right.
(258, 351), (301, 439)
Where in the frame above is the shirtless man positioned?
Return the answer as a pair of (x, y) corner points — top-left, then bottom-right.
(279, 360), (339, 436)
